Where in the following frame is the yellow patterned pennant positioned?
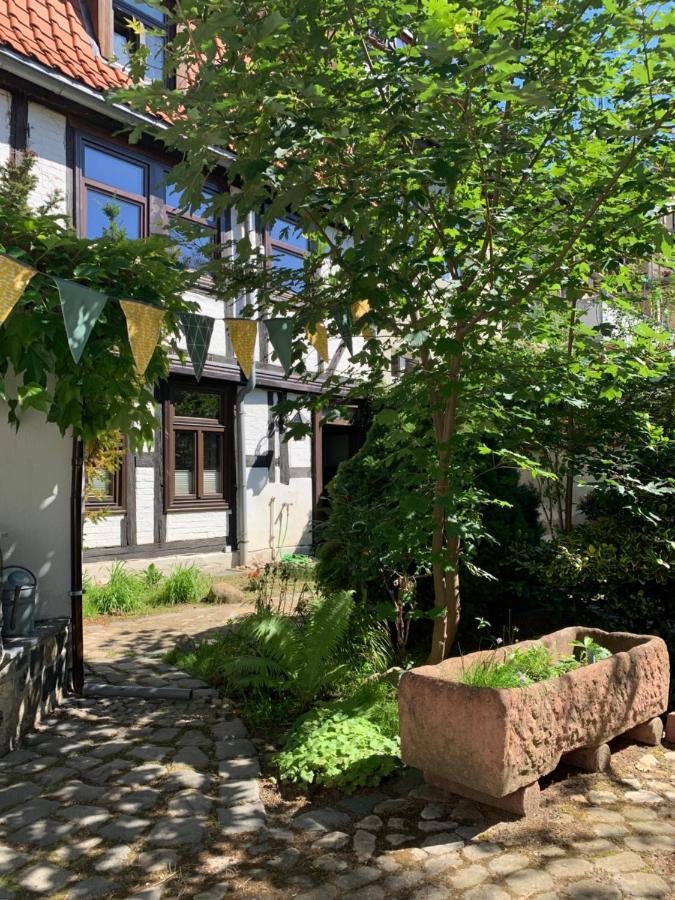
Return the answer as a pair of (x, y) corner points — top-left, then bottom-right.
(307, 323), (329, 363)
(0, 255), (36, 326)
(120, 300), (165, 377)
(226, 318), (257, 380)
(351, 300), (373, 338)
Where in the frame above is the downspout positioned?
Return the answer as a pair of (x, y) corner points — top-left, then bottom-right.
(235, 211), (257, 566)
(69, 435), (84, 694)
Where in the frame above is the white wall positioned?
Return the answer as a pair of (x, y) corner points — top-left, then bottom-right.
(83, 513), (123, 549)
(27, 103), (68, 214)
(0, 405), (72, 619)
(136, 466), (155, 544)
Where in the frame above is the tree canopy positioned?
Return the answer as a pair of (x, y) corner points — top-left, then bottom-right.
(121, 0), (675, 660)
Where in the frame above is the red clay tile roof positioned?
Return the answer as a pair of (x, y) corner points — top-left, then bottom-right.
(0, 0), (128, 91)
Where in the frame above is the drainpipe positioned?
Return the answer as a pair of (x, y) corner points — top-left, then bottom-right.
(234, 211), (257, 567)
(69, 435), (84, 694)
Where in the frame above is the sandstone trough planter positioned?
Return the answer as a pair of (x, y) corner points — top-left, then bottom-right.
(399, 627), (669, 815)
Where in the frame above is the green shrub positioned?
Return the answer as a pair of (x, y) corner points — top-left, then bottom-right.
(460, 640), (613, 688)
(84, 562), (144, 616)
(156, 564), (209, 606)
(276, 706), (400, 792)
(143, 563), (163, 586)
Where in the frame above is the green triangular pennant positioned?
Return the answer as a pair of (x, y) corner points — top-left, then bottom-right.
(54, 277), (108, 363)
(334, 308), (353, 354)
(265, 318), (294, 375)
(179, 311), (215, 381)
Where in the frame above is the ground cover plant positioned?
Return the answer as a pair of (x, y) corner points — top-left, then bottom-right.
(83, 562), (212, 617)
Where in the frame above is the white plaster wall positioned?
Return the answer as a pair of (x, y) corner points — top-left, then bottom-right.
(83, 514), (124, 549)
(26, 103), (68, 215)
(136, 466), (155, 545)
(165, 510), (229, 542)
(244, 389), (313, 562)
(0, 407), (72, 619)
(0, 90), (10, 166)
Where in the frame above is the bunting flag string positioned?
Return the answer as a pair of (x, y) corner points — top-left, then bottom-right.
(307, 323), (329, 363)
(225, 318), (258, 380)
(0, 255), (36, 325)
(180, 311), (215, 382)
(120, 300), (166, 378)
(0, 253), (369, 383)
(54, 278), (108, 364)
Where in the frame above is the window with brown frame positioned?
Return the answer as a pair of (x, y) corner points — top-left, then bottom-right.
(265, 217), (310, 294)
(164, 381), (233, 511)
(79, 137), (149, 239)
(85, 457), (127, 512)
(113, 0), (167, 83)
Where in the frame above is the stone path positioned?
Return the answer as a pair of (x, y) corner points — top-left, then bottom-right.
(0, 607), (670, 897)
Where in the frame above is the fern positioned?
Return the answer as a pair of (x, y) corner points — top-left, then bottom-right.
(298, 591), (354, 704)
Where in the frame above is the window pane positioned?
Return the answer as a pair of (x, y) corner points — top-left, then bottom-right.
(113, 28), (134, 68)
(203, 433), (223, 494)
(272, 247), (305, 292)
(166, 183), (215, 221)
(270, 219), (309, 251)
(169, 219), (214, 269)
(117, 0), (164, 25)
(174, 390), (220, 420)
(90, 471), (113, 497)
(174, 431), (195, 495)
(86, 189), (142, 239)
(84, 145), (145, 195)
(145, 32), (165, 81)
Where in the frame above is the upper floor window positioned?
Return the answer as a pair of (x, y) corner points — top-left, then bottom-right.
(267, 218), (310, 293)
(165, 184), (221, 270)
(113, 0), (166, 81)
(81, 141), (148, 239)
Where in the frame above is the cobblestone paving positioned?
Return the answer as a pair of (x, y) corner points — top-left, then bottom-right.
(0, 614), (670, 897)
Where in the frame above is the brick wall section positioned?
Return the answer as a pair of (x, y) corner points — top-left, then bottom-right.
(26, 102), (68, 214)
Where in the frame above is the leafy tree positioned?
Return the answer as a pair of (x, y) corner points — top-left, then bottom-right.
(0, 153), (191, 445)
(121, 0), (674, 661)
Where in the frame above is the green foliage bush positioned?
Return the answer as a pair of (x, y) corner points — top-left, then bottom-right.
(460, 640), (611, 689)
(156, 564), (210, 606)
(275, 707), (400, 792)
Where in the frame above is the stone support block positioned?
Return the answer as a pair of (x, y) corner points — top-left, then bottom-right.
(424, 771), (541, 817)
(665, 712), (675, 744)
(563, 743), (611, 772)
(623, 716), (663, 746)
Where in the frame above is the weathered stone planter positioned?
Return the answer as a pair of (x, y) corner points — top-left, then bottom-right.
(399, 627), (669, 815)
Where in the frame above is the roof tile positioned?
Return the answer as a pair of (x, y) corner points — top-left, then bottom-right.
(0, 0), (129, 91)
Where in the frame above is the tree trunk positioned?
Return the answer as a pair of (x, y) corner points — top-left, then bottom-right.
(426, 351), (463, 665)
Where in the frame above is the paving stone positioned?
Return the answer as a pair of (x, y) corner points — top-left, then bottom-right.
(148, 816), (207, 845)
(215, 738), (257, 760)
(504, 868), (556, 896)
(386, 833), (410, 847)
(488, 852), (530, 876)
(134, 851), (177, 879)
(587, 790), (619, 805)
(376, 855), (401, 873)
(456, 824), (487, 840)
(128, 744), (170, 762)
(315, 852), (350, 873)
(213, 719), (248, 739)
(173, 746), (211, 769)
(545, 857), (593, 879)
(66, 876), (116, 899)
(418, 820), (455, 833)
(625, 833), (674, 852)
(37, 766), (75, 786)
(423, 851), (462, 875)
(113, 787), (162, 814)
(334, 866), (382, 891)
(387, 816), (407, 830)
(164, 769), (212, 791)
(421, 833), (465, 855)
(373, 798), (408, 816)
(11, 818), (77, 849)
(595, 850), (646, 873)
(146, 727), (180, 743)
(58, 805), (111, 828)
(463, 886), (511, 900)
(566, 880), (621, 899)
(570, 838), (614, 855)
(167, 789), (213, 817)
(17, 862), (70, 894)
(420, 802), (449, 820)
(0, 844), (29, 873)
(584, 808), (626, 824)
(51, 781), (105, 803)
(218, 758), (260, 780)
(612, 873), (671, 897)
(270, 847), (302, 869)
(591, 824), (629, 838)
(218, 780), (259, 807)
(98, 815), (151, 843)
(296, 887), (338, 900)
(95, 845), (133, 874)
(53, 836), (103, 864)
(92, 741), (130, 759)
(193, 883), (231, 900)
(449, 864), (489, 890)
(336, 792), (387, 816)
(381, 871), (426, 893)
(116, 764), (167, 787)
(217, 802), (266, 835)
(624, 790), (663, 805)
(354, 829), (377, 858)
(356, 815), (383, 831)
(313, 830), (350, 850)
(87, 761), (135, 785)
(0, 797), (57, 831)
(462, 841), (501, 861)
(0, 749), (37, 767)
(291, 807), (351, 835)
